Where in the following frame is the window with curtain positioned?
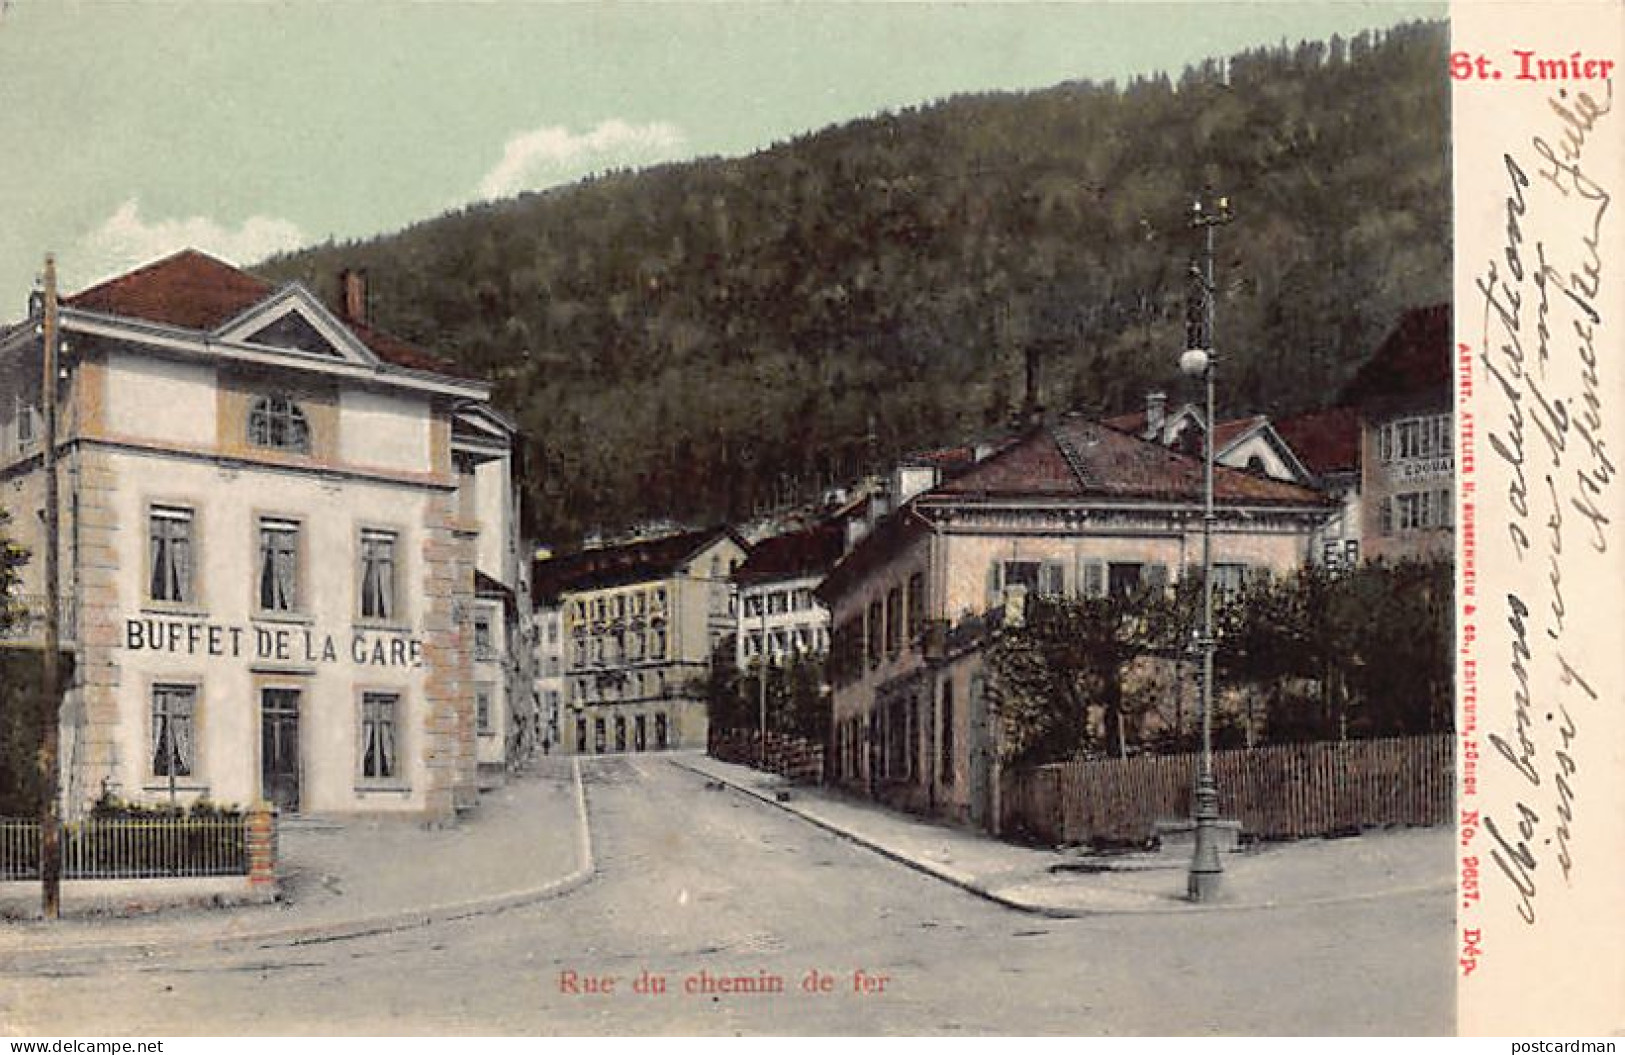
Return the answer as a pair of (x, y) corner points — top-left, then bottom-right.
(258, 519), (299, 612)
(149, 506), (195, 604)
(359, 529), (396, 620)
(248, 394), (310, 453)
(151, 684), (196, 778)
(361, 692), (398, 779)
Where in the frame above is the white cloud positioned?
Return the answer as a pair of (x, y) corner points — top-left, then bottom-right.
(477, 119), (687, 200)
(74, 199), (305, 289)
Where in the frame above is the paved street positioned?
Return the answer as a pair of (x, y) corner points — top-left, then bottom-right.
(1, 755), (1453, 1035)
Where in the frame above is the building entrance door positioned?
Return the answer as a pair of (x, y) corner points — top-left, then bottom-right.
(261, 688), (301, 812)
(968, 676), (992, 830)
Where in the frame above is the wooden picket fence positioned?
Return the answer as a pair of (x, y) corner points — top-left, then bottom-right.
(1003, 733), (1452, 846)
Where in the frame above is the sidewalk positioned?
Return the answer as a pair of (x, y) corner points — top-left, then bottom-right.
(672, 751), (1453, 916)
(2, 756), (591, 961)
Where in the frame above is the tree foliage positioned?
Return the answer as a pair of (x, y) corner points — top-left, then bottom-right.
(984, 560), (1453, 763)
(257, 22), (1449, 545)
(0, 505), (38, 815)
(702, 641), (830, 744)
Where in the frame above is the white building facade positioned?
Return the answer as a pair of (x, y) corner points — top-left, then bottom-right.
(0, 250), (514, 820)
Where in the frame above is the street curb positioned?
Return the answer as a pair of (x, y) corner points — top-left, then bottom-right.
(3, 758), (596, 964)
(671, 756), (1453, 919)
(667, 755), (1052, 917)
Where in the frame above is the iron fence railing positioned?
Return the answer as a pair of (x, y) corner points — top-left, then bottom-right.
(0, 815), (250, 881)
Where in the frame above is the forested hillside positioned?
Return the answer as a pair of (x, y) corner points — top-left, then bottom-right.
(259, 21), (1449, 545)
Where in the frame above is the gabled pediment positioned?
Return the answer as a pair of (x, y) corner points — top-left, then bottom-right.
(212, 284), (380, 366)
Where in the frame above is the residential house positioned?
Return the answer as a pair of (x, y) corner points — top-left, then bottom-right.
(1341, 304), (1453, 563)
(818, 415), (1335, 827)
(532, 527), (747, 755)
(1274, 405), (1363, 569)
(733, 522), (845, 669)
(0, 250), (515, 820)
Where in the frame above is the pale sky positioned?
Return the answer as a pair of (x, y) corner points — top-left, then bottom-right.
(0, 0), (1444, 319)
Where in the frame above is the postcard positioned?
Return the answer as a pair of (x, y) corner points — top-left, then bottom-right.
(0, 0), (1619, 1039)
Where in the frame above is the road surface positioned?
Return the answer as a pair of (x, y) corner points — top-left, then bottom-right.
(1, 754), (1452, 1035)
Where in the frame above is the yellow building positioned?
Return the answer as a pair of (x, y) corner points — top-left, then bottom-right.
(0, 250), (515, 820)
(819, 416), (1335, 824)
(532, 527), (746, 755)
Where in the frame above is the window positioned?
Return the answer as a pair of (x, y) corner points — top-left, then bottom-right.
(655, 713), (669, 750)
(986, 560), (1065, 610)
(576, 717), (587, 753)
(1213, 563), (1249, 598)
(16, 397), (35, 446)
(258, 518), (299, 612)
(745, 594), (764, 618)
(1107, 562), (1143, 599)
(906, 573), (925, 643)
(149, 506), (195, 604)
(476, 685), (493, 733)
(360, 692), (398, 779)
(359, 529), (396, 620)
(940, 680), (955, 787)
(248, 395), (310, 453)
(649, 628), (667, 660)
(635, 715), (647, 752)
(867, 599), (883, 668)
(884, 587), (903, 656)
(1393, 488), (1453, 531)
(1380, 414), (1452, 463)
(474, 613), (495, 660)
(615, 715), (627, 752)
(151, 684), (196, 778)
(1107, 562), (1168, 599)
(593, 718), (606, 753)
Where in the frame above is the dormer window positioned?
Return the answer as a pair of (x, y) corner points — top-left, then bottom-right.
(248, 394), (310, 454)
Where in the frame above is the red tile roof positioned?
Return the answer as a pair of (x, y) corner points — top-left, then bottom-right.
(1212, 415), (1268, 452)
(65, 248), (471, 379)
(1102, 409), (1150, 435)
(67, 249), (271, 331)
(1339, 303), (1451, 406)
(1274, 406), (1361, 476)
(733, 522), (846, 586)
(930, 418), (1329, 506)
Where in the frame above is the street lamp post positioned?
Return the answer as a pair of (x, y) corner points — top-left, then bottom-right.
(1180, 193), (1232, 902)
(758, 591), (769, 770)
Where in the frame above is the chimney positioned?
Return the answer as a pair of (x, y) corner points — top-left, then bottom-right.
(1146, 390), (1168, 440)
(1022, 342), (1043, 425)
(340, 269), (368, 326)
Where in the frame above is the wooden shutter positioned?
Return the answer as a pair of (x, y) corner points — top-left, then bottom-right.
(1078, 558), (1105, 598)
(1040, 561), (1066, 596)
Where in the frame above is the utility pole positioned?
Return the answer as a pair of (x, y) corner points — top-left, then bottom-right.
(39, 253), (63, 920)
(758, 591), (769, 771)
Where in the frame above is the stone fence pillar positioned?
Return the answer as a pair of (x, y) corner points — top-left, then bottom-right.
(247, 806), (277, 892)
